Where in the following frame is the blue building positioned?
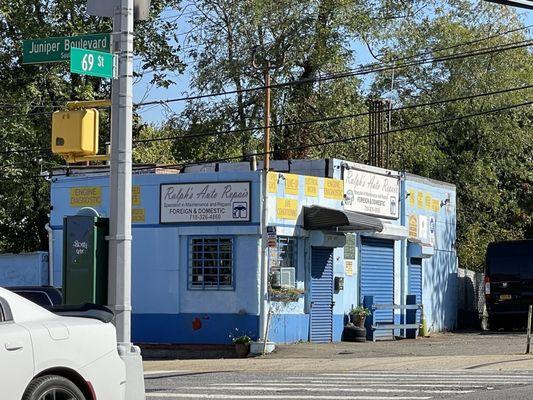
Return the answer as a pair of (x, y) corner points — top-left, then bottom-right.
(48, 159), (457, 344)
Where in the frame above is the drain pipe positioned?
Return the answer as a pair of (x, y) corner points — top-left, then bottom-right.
(45, 223), (54, 286)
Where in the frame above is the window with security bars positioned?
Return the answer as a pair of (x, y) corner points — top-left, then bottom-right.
(189, 237), (233, 290)
(270, 236), (297, 288)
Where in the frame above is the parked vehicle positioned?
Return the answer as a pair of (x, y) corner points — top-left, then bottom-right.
(0, 287), (125, 400)
(484, 240), (533, 330)
(5, 285), (63, 307)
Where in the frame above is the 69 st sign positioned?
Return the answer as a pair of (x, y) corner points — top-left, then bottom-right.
(70, 47), (116, 79)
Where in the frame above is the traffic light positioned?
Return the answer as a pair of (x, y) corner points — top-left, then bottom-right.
(52, 109), (99, 157)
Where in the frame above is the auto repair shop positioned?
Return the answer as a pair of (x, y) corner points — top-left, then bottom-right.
(47, 158), (457, 344)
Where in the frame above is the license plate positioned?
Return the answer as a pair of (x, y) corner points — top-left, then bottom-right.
(499, 294), (512, 300)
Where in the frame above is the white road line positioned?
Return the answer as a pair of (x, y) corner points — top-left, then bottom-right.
(146, 394), (432, 399)
(320, 373), (533, 379)
(221, 381), (486, 388)
(287, 376), (533, 383)
(144, 370), (190, 376)
(327, 370), (533, 375)
(177, 386), (474, 394)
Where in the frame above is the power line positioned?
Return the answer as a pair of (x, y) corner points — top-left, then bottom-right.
(135, 39), (533, 107)
(0, 24), (529, 113)
(4, 83), (532, 155)
(3, 99), (530, 181)
(132, 84), (533, 144)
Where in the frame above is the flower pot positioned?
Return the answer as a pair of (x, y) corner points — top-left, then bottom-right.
(350, 314), (366, 328)
(235, 343), (250, 358)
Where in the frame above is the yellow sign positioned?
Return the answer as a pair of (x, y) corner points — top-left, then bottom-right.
(70, 186), (102, 207)
(305, 176), (318, 197)
(408, 214), (418, 238)
(132, 185), (141, 206)
(409, 190), (415, 208)
(324, 178), (344, 200)
(417, 191), (424, 209)
(425, 193), (432, 210)
(431, 199), (440, 213)
(132, 208), (145, 223)
(276, 198), (298, 220)
(284, 173), (299, 195)
(345, 260), (354, 277)
(267, 172), (278, 193)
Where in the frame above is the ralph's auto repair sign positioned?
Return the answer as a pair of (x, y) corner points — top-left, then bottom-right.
(160, 182), (250, 223)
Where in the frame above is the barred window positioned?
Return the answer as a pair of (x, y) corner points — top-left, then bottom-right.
(189, 237), (233, 290)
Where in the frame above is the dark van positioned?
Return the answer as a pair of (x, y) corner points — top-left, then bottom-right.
(485, 240), (533, 330)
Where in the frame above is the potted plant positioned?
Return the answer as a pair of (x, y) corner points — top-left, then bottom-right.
(349, 305), (371, 328)
(233, 335), (251, 358)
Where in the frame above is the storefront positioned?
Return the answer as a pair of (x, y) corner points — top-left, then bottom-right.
(48, 158), (457, 344)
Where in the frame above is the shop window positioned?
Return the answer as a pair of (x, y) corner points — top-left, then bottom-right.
(189, 237), (233, 290)
(270, 236), (297, 288)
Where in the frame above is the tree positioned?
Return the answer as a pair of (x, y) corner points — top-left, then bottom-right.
(0, 0), (186, 252)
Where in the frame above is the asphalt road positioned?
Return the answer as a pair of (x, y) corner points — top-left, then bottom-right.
(144, 369), (533, 400)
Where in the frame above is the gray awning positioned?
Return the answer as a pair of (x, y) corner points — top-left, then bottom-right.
(303, 205), (383, 232)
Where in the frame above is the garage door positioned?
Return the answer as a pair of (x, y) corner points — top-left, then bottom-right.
(361, 237), (394, 340)
(310, 247), (334, 343)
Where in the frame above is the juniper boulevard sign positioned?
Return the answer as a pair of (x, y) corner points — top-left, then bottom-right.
(23, 33), (110, 64)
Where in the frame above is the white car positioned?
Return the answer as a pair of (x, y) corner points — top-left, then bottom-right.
(0, 287), (126, 400)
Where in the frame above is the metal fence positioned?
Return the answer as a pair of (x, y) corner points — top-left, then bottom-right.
(457, 268), (486, 329)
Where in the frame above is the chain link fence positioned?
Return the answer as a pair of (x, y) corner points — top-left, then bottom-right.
(457, 268), (486, 329)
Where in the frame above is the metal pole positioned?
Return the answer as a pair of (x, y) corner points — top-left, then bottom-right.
(259, 66), (271, 346)
(109, 0), (133, 346)
(264, 66), (271, 172)
(109, 1), (145, 398)
(526, 305), (532, 354)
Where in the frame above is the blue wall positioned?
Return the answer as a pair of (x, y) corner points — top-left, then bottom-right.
(403, 174), (458, 332)
(51, 171), (262, 344)
(0, 252), (49, 286)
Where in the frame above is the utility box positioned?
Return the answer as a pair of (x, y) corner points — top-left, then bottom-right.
(52, 109), (99, 157)
(63, 215), (108, 305)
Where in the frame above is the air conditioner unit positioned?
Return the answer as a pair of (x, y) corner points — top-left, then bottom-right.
(280, 267), (295, 288)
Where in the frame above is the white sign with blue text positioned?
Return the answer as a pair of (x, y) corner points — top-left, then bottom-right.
(160, 181), (251, 223)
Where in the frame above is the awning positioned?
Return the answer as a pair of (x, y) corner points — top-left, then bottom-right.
(303, 205), (383, 232)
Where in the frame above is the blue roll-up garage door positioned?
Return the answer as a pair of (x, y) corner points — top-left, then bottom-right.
(409, 263), (422, 305)
(361, 237), (394, 340)
(310, 247), (334, 343)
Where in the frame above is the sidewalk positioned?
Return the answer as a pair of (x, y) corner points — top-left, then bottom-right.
(143, 331), (533, 373)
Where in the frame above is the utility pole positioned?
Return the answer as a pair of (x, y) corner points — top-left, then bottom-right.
(109, 0), (145, 398)
(259, 63), (271, 347)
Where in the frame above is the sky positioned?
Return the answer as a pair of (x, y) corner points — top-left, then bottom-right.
(132, 5), (532, 126)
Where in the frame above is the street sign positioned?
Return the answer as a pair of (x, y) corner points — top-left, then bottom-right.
(70, 47), (115, 79)
(22, 33), (110, 64)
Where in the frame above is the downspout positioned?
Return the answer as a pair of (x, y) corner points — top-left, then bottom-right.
(45, 222), (54, 286)
(399, 172), (407, 329)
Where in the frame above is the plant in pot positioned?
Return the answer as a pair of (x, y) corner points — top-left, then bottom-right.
(233, 334), (251, 358)
(349, 305), (371, 328)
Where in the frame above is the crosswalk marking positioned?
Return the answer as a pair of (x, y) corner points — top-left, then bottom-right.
(168, 386), (475, 394)
(220, 381), (487, 388)
(147, 395), (432, 399)
(146, 370), (533, 400)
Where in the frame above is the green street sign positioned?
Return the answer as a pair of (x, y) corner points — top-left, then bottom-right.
(22, 33), (110, 64)
(70, 47), (116, 79)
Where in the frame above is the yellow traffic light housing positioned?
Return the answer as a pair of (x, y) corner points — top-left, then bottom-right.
(51, 100), (111, 163)
(52, 109), (99, 157)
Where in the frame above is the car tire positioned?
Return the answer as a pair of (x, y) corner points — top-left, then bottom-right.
(22, 375), (87, 400)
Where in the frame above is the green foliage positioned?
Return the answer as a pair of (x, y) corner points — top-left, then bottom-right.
(0, 0), (185, 252)
(349, 305), (372, 317)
